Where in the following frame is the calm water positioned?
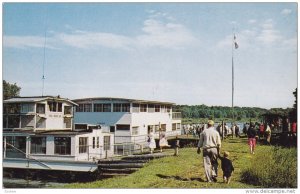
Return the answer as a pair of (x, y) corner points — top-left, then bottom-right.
(3, 178), (66, 188)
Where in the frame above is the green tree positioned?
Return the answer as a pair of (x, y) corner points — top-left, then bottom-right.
(3, 80), (21, 100)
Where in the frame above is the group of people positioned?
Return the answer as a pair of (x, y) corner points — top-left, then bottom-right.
(182, 123), (206, 138)
(216, 123), (240, 138)
(243, 120), (297, 147)
(148, 119), (297, 184)
(147, 131), (171, 154)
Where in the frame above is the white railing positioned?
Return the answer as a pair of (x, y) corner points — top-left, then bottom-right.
(75, 143), (145, 161)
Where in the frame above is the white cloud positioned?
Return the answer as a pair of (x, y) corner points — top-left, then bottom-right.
(216, 35), (232, 49)
(257, 19), (283, 44)
(230, 21), (237, 25)
(281, 9), (292, 15)
(257, 29), (282, 44)
(136, 19), (197, 49)
(216, 18), (294, 50)
(248, 19), (256, 24)
(282, 37), (297, 49)
(56, 31), (133, 49)
(3, 35), (57, 49)
(216, 30), (256, 50)
(4, 11), (197, 50)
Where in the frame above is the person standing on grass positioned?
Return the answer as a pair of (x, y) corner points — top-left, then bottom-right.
(259, 123), (265, 140)
(231, 124), (235, 138)
(159, 133), (170, 153)
(265, 124), (271, 145)
(148, 131), (156, 154)
(197, 120), (221, 183)
(219, 151), (234, 184)
(247, 123), (257, 154)
(234, 124), (240, 138)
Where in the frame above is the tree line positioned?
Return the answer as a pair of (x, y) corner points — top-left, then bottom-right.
(173, 104), (293, 121)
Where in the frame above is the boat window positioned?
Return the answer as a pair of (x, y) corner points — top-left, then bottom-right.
(36, 103), (45, 114)
(96, 137), (100, 148)
(31, 137), (46, 154)
(4, 103), (20, 114)
(103, 136), (110, 151)
(110, 126), (115, 133)
(172, 123), (176, 131)
(116, 124), (130, 131)
(5, 136), (26, 158)
(121, 103), (130, 112)
(92, 137), (95, 149)
(54, 137), (71, 155)
(148, 104), (155, 113)
(79, 137), (88, 154)
(132, 127), (139, 135)
(36, 116), (46, 128)
(76, 104), (92, 112)
(155, 105), (160, 112)
(161, 105), (166, 113)
(161, 124), (167, 132)
(103, 104), (111, 112)
(64, 117), (72, 128)
(21, 115), (35, 128)
(57, 103), (62, 112)
(166, 106), (171, 113)
(113, 103), (122, 112)
(21, 103), (34, 113)
(47, 101), (62, 112)
(7, 115), (20, 128)
(140, 104), (147, 112)
(64, 106), (72, 115)
(132, 103), (139, 113)
(48, 101), (57, 112)
(94, 104), (103, 112)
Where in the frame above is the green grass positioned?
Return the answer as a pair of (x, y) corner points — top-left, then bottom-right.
(63, 138), (296, 188)
(241, 146), (297, 188)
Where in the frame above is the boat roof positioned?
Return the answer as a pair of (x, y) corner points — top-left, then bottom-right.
(4, 130), (92, 136)
(35, 130), (91, 135)
(72, 97), (175, 105)
(4, 96), (78, 106)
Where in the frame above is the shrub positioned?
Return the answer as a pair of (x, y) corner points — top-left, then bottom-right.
(241, 146), (297, 188)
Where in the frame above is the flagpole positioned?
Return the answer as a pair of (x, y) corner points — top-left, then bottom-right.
(232, 33), (235, 127)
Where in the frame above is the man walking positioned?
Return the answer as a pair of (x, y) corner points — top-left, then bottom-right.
(197, 120), (221, 182)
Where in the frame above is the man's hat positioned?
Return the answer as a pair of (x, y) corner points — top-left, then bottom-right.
(208, 120), (214, 125)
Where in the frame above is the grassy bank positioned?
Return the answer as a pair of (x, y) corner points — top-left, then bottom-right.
(241, 146), (297, 188)
(63, 138), (297, 188)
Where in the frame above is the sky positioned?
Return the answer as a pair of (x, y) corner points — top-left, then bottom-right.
(2, 2), (298, 109)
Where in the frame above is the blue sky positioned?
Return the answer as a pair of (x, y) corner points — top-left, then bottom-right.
(2, 2), (298, 109)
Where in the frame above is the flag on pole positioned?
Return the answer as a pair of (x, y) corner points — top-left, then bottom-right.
(234, 34), (239, 49)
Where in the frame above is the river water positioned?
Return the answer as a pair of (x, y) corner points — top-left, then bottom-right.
(3, 178), (66, 188)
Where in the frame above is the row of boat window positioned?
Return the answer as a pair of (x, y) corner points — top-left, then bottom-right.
(4, 136), (111, 157)
(76, 103), (171, 113)
(4, 102), (73, 114)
